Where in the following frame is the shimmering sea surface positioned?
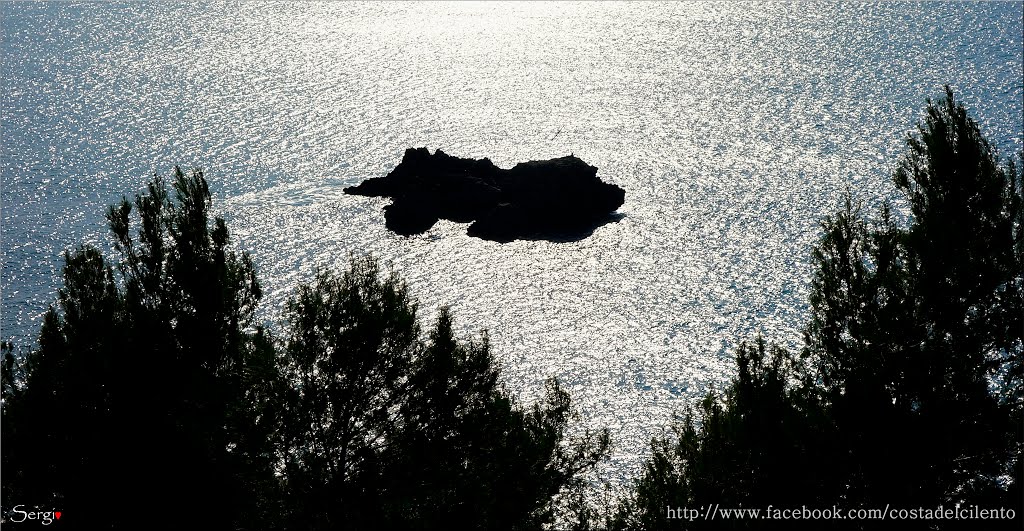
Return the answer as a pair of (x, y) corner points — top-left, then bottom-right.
(3, 2), (1022, 483)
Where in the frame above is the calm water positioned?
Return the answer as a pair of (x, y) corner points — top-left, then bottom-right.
(3, 2), (1022, 482)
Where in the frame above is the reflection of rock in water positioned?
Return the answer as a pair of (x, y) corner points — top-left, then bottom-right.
(345, 148), (626, 242)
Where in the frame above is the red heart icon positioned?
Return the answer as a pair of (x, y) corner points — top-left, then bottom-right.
(54, 511), (62, 520)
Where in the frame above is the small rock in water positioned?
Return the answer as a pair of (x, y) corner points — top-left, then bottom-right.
(345, 148), (625, 242)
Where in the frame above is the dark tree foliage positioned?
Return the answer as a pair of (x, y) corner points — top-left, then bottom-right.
(277, 257), (611, 531)
(802, 198), (934, 510)
(612, 340), (831, 531)
(805, 87), (1022, 512)
(614, 87), (1023, 530)
(3, 171), (610, 530)
(8, 87), (1016, 531)
(1, 168), (282, 530)
(277, 258), (421, 529)
(380, 310), (611, 530)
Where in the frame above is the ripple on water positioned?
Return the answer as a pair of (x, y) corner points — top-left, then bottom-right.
(2, 1), (1022, 484)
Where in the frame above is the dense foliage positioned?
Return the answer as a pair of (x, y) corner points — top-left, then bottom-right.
(2, 170), (279, 529)
(613, 87), (1022, 530)
(1, 169), (608, 530)
(277, 261), (609, 531)
(2, 87), (1019, 530)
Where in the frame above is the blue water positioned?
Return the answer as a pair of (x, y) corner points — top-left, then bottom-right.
(3, 2), (1022, 482)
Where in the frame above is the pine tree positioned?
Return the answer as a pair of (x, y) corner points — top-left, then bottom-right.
(612, 340), (827, 531)
(614, 87), (1022, 529)
(804, 87), (1022, 510)
(380, 309), (610, 530)
(277, 258), (610, 531)
(2, 168), (282, 530)
(277, 257), (421, 530)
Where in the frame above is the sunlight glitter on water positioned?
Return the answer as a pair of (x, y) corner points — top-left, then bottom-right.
(2, 1), (1022, 483)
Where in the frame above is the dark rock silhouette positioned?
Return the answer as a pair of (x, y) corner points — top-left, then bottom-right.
(345, 148), (625, 242)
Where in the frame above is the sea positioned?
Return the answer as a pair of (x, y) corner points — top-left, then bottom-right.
(3, 1), (1022, 485)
